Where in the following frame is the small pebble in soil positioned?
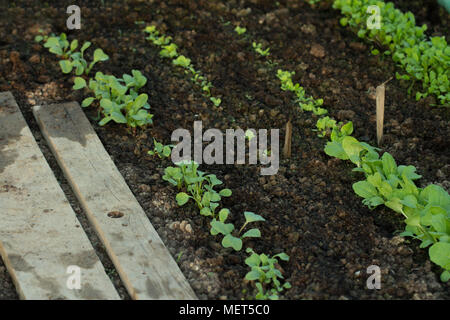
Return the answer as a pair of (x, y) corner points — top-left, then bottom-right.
(310, 44), (326, 58)
(138, 184), (151, 193)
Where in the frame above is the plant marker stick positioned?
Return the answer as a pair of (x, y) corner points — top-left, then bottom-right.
(376, 84), (385, 146)
(283, 119), (292, 158)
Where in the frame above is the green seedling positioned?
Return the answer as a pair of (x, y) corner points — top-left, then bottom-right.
(274, 40), (450, 281)
(34, 29), (49, 43)
(210, 97), (222, 107)
(277, 69), (327, 115)
(144, 25), (217, 101)
(244, 248), (291, 300)
(38, 32), (109, 75)
(148, 139), (173, 159)
(74, 70), (152, 128)
(315, 116), (338, 137)
(210, 211), (265, 251)
(245, 129), (256, 141)
(41, 33), (74, 59)
(252, 42), (270, 57)
(200, 79), (213, 95)
(173, 55), (191, 68)
(323, 119), (450, 281)
(60, 46), (109, 75)
(160, 43), (178, 58)
(145, 26), (172, 46)
(334, 0), (449, 105)
(234, 26), (247, 35)
(164, 161), (232, 212)
(176, 251), (184, 262)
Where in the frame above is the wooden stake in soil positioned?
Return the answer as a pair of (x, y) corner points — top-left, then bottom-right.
(376, 84), (385, 146)
(376, 77), (392, 145)
(375, 77), (392, 146)
(283, 119), (292, 158)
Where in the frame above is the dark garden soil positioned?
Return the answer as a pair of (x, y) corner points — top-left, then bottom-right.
(0, 0), (449, 300)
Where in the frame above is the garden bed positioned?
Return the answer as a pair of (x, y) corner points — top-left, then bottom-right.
(0, 0), (448, 299)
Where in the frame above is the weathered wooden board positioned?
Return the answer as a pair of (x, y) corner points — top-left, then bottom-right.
(0, 92), (120, 300)
(33, 102), (196, 300)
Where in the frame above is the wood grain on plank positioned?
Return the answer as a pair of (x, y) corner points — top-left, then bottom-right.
(0, 92), (120, 300)
(33, 102), (196, 300)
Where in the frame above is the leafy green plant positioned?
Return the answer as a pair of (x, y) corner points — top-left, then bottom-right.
(144, 25), (219, 103)
(173, 55), (191, 68)
(37, 32), (109, 76)
(145, 25), (172, 46)
(163, 162), (266, 251)
(334, 0), (449, 106)
(315, 116), (338, 137)
(234, 26), (247, 35)
(195, 74), (213, 96)
(73, 70), (153, 128)
(39, 33), (74, 59)
(60, 46), (109, 75)
(277, 69), (327, 115)
(323, 121), (450, 281)
(148, 139), (173, 159)
(160, 43), (179, 58)
(252, 42), (270, 57)
(245, 248), (291, 300)
(210, 211), (265, 251)
(34, 29), (48, 43)
(273, 59), (449, 281)
(163, 161), (232, 212)
(210, 97), (222, 107)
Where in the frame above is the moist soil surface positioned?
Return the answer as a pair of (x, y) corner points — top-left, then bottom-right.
(0, 0), (449, 300)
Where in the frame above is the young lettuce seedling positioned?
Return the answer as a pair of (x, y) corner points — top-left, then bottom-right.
(210, 211), (265, 251)
(73, 70), (153, 128)
(42, 33), (74, 59)
(334, 0), (450, 105)
(148, 139), (173, 159)
(60, 45), (109, 76)
(277, 69), (327, 115)
(244, 248), (291, 300)
(34, 29), (48, 43)
(173, 55), (191, 68)
(210, 97), (222, 107)
(252, 42), (270, 57)
(315, 116), (338, 137)
(144, 25), (172, 46)
(165, 161), (232, 212)
(160, 43), (179, 58)
(234, 26), (247, 35)
(144, 25), (218, 104)
(39, 33), (109, 76)
(321, 117), (450, 281)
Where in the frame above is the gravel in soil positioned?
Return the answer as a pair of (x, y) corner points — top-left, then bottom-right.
(0, 0), (448, 299)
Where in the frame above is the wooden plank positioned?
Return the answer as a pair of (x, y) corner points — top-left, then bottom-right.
(0, 92), (120, 300)
(33, 102), (196, 300)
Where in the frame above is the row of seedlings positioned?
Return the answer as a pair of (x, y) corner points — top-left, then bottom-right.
(309, 0), (449, 106)
(230, 22), (450, 282)
(142, 23), (293, 300)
